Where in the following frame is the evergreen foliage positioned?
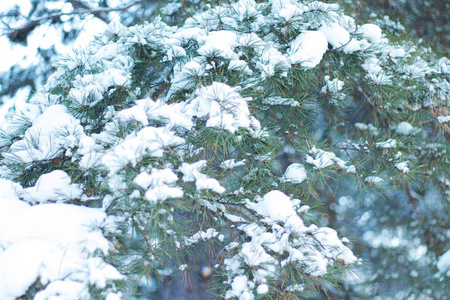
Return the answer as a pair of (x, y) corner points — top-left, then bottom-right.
(0, 0), (448, 299)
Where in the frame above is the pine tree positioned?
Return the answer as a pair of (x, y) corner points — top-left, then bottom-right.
(0, 0), (448, 299)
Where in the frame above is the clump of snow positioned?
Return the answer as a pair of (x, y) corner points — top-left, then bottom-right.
(306, 147), (335, 169)
(195, 175), (226, 194)
(321, 76), (345, 96)
(134, 168), (183, 203)
(257, 284), (269, 294)
(20, 170), (83, 203)
(436, 249), (450, 277)
(170, 60), (206, 93)
(179, 161), (226, 194)
(437, 115), (450, 123)
(396, 121), (415, 135)
(0, 179), (121, 300)
(225, 275), (253, 299)
(389, 48), (406, 58)
(313, 227), (358, 265)
(281, 163), (307, 184)
(395, 161), (410, 174)
(184, 228), (221, 246)
(343, 165), (356, 174)
(319, 23), (361, 53)
(246, 190), (297, 222)
(135, 98), (194, 130)
(184, 82), (252, 133)
(220, 159), (246, 170)
(305, 146), (348, 170)
(361, 57), (393, 85)
(365, 176), (383, 185)
(161, 2), (182, 15)
(257, 47), (290, 79)
(5, 105), (84, 164)
(288, 31), (328, 68)
(117, 105), (149, 126)
(376, 139), (397, 149)
(197, 30), (238, 60)
(321, 76), (346, 104)
(69, 69), (130, 108)
(102, 126), (185, 175)
(179, 160), (207, 182)
(358, 24), (382, 43)
(355, 122), (379, 135)
(286, 284), (304, 292)
(228, 59), (253, 75)
(77, 136), (104, 170)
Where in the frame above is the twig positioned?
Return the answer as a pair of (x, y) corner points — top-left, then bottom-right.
(67, 0), (110, 23)
(404, 183), (418, 210)
(3, 0), (147, 36)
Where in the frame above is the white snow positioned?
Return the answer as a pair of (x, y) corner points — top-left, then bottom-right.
(437, 115), (450, 123)
(184, 228), (220, 246)
(358, 24), (382, 43)
(436, 249), (450, 276)
(319, 23), (362, 53)
(355, 122), (379, 135)
(220, 159), (246, 170)
(117, 105), (149, 126)
(305, 146), (347, 170)
(313, 227), (358, 264)
(286, 284), (304, 292)
(134, 168), (178, 189)
(179, 161), (226, 194)
(365, 176), (383, 185)
(389, 48), (406, 58)
(288, 31), (328, 68)
(396, 121), (415, 135)
(102, 126), (185, 175)
(282, 163), (307, 184)
(5, 105), (84, 163)
(0, 179), (121, 300)
(246, 190), (297, 222)
(376, 139), (397, 149)
(134, 168), (183, 204)
(69, 69), (130, 108)
(319, 23), (349, 48)
(321, 76), (344, 96)
(226, 275), (253, 299)
(256, 47), (289, 79)
(195, 176), (226, 194)
(257, 284), (269, 294)
(78, 136), (104, 170)
(395, 161), (410, 174)
(343, 165), (356, 173)
(179, 160), (208, 182)
(228, 59), (253, 75)
(197, 30), (238, 60)
(20, 170), (83, 203)
(240, 242), (275, 267)
(170, 60), (206, 93)
(135, 99), (194, 130)
(185, 82), (252, 133)
(226, 188), (358, 294)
